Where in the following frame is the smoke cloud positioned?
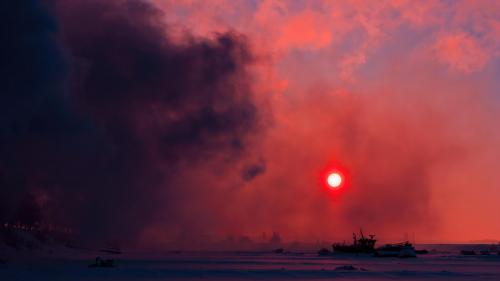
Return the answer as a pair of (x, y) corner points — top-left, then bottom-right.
(2, 0), (499, 247)
(1, 0), (261, 245)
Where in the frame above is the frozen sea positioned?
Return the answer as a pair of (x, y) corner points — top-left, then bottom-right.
(1, 245), (500, 280)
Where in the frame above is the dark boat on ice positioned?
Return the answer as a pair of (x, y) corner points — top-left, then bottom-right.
(88, 257), (115, 268)
(317, 248), (332, 256)
(374, 242), (416, 258)
(461, 250), (476, 255)
(332, 229), (377, 253)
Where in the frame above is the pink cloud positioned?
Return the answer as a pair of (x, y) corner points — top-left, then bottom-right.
(145, 0), (500, 243)
(433, 32), (489, 73)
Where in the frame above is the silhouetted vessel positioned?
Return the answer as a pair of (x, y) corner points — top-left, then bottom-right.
(374, 242), (416, 258)
(317, 248), (331, 256)
(332, 229), (376, 253)
(88, 257), (115, 268)
(461, 250), (476, 255)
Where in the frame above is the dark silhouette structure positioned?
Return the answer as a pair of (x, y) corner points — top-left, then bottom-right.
(88, 257), (115, 268)
(332, 229), (377, 253)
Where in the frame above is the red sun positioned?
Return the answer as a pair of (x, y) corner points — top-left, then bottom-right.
(318, 160), (349, 194)
(327, 172), (342, 188)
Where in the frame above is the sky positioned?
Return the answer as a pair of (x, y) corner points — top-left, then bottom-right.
(1, 0), (500, 248)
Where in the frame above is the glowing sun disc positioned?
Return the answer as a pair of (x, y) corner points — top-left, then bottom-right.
(327, 173), (342, 188)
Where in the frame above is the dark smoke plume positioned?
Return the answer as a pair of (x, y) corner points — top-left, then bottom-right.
(0, 0), (260, 245)
(1, 0), (69, 227)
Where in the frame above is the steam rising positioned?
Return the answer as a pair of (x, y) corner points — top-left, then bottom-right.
(2, 0), (499, 247)
(1, 0), (259, 245)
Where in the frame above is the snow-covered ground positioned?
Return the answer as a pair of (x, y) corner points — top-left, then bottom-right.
(1, 246), (500, 280)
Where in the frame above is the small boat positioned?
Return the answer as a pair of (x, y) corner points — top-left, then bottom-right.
(88, 257), (115, 268)
(318, 248), (332, 256)
(374, 242), (416, 258)
(460, 250), (476, 256)
(273, 248), (285, 254)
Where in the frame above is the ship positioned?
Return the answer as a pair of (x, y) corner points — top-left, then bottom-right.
(374, 242), (416, 258)
(332, 229), (377, 253)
